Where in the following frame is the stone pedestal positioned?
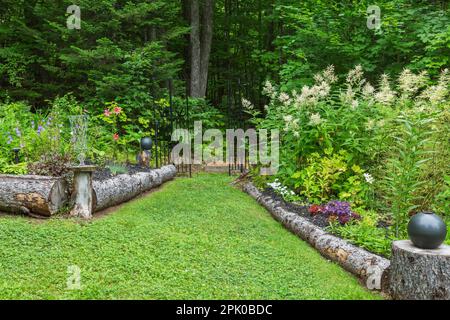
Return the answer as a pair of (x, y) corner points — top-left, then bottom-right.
(389, 240), (450, 300)
(69, 165), (96, 219)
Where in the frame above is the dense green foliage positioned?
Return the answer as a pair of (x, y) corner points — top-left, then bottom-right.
(0, 0), (186, 106)
(1, 0), (449, 263)
(0, 175), (380, 299)
(249, 66), (449, 256)
(1, 1), (448, 109)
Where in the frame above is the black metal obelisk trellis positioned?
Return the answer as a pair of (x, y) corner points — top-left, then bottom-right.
(227, 78), (249, 176)
(151, 79), (192, 177)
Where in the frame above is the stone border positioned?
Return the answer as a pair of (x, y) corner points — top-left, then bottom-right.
(243, 182), (390, 292)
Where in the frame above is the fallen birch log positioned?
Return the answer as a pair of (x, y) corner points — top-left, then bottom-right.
(243, 182), (391, 291)
(0, 175), (69, 217)
(93, 165), (177, 211)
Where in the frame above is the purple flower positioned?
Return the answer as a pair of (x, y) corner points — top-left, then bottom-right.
(15, 127), (21, 137)
(323, 200), (361, 225)
(37, 125), (44, 135)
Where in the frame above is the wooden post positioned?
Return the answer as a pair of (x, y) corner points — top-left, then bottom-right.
(69, 166), (96, 219)
(389, 240), (450, 300)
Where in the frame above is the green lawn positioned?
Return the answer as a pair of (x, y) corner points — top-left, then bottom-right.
(0, 174), (380, 300)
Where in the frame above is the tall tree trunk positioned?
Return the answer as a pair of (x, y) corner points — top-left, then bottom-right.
(199, 0), (214, 97)
(189, 0), (202, 97)
(189, 0), (214, 98)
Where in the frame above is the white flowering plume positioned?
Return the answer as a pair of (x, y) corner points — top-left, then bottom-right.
(346, 65), (366, 89)
(309, 113), (324, 126)
(362, 82), (375, 99)
(420, 69), (449, 105)
(375, 74), (396, 106)
(242, 98), (254, 110)
(263, 80), (277, 100)
(398, 69), (428, 99)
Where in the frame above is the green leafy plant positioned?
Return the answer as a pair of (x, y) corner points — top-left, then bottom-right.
(106, 164), (129, 176)
(434, 176), (450, 216)
(383, 114), (434, 237)
(292, 149), (367, 205)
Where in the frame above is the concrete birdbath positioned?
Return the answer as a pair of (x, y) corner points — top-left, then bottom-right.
(69, 115), (96, 219)
(69, 165), (96, 219)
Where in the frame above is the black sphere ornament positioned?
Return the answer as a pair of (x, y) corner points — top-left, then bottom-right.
(140, 137), (153, 151)
(408, 212), (447, 249)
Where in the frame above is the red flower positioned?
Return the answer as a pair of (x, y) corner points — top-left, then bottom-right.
(113, 133), (119, 141)
(104, 109), (111, 117)
(113, 106), (122, 115)
(309, 204), (324, 216)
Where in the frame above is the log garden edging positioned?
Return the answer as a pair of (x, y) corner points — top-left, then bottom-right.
(243, 182), (391, 292)
(93, 165), (177, 212)
(0, 175), (69, 217)
(0, 165), (177, 218)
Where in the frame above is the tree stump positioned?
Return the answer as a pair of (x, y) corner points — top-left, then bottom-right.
(69, 165), (96, 219)
(0, 174), (68, 217)
(389, 240), (450, 300)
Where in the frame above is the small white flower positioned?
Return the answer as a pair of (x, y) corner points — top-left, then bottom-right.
(263, 81), (276, 98)
(364, 173), (375, 184)
(283, 115), (293, 123)
(346, 65), (365, 88)
(279, 92), (291, 105)
(365, 119), (375, 131)
(242, 98), (253, 110)
(309, 113), (323, 126)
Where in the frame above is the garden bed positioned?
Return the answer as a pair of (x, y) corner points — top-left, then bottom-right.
(0, 165), (176, 218)
(243, 182), (391, 292)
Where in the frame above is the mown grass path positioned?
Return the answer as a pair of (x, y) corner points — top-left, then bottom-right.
(0, 174), (380, 299)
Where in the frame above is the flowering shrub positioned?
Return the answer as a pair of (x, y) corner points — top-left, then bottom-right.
(251, 66), (449, 238)
(0, 98), (74, 172)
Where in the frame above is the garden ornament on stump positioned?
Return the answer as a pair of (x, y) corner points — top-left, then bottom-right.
(69, 115), (96, 219)
(407, 212), (447, 250)
(137, 137), (152, 167)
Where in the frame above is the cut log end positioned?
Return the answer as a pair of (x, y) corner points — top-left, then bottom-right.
(0, 175), (69, 217)
(389, 240), (450, 300)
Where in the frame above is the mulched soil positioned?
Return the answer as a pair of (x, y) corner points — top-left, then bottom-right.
(261, 185), (392, 233)
(93, 164), (155, 182)
(261, 187), (330, 229)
